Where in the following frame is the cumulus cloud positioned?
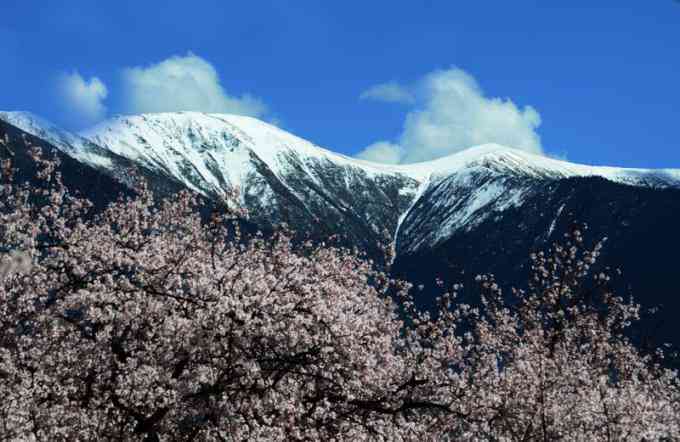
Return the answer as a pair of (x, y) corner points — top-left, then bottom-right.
(360, 81), (414, 104)
(120, 53), (267, 117)
(356, 68), (543, 164)
(56, 71), (108, 126)
(355, 141), (403, 164)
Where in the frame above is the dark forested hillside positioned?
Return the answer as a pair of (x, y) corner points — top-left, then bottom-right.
(393, 176), (680, 352)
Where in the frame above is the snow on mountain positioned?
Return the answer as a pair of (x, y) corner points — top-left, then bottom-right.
(78, 112), (423, 200)
(73, 112), (420, 258)
(4, 111), (679, 196)
(71, 113), (680, 226)
(2, 111), (680, 256)
(412, 143), (680, 187)
(0, 111), (119, 169)
(392, 144), (680, 254)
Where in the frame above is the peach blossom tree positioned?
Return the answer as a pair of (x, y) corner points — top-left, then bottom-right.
(1, 140), (678, 440)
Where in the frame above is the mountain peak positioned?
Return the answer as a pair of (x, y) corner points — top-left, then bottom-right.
(2, 110), (680, 191)
(0, 111), (119, 168)
(0, 111), (64, 139)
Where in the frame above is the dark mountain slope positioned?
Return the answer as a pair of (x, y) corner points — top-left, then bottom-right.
(0, 120), (134, 210)
(393, 175), (680, 350)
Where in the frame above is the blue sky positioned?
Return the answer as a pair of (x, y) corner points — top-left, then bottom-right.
(0, 1), (678, 167)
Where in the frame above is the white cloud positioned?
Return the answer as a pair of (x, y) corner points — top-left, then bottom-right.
(56, 71), (108, 126)
(120, 53), (267, 117)
(359, 81), (414, 104)
(356, 68), (544, 164)
(356, 141), (403, 164)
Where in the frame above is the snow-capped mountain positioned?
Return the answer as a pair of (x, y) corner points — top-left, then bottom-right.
(0, 111), (128, 171)
(73, 114), (680, 259)
(3, 111), (679, 255)
(393, 146), (680, 255)
(0, 116), (137, 212)
(2, 110), (680, 349)
(0, 112), (422, 258)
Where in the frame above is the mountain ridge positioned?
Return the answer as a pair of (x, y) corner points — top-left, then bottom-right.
(4, 111), (680, 191)
(3, 110), (680, 255)
(2, 110), (680, 350)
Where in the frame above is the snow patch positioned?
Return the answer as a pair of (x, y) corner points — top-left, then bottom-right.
(548, 203), (566, 237)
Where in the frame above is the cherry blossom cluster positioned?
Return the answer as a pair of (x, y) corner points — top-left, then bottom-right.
(0, 138), (678, 440)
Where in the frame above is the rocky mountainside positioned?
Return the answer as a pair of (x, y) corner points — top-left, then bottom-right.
(2, 111), (680, 348)
(0, 119), (134, 211)
(393, 145), (680, 255)
(0, 112), (423, 257)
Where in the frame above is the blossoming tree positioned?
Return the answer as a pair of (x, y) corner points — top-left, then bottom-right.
(1, 137), (678, 440)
